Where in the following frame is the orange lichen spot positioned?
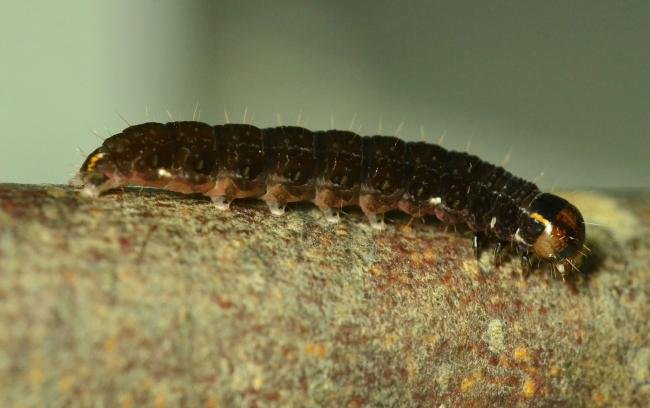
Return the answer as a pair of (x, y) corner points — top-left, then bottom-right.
(28, 368), (44, 387)
(104, 335), (119, 353)
(369, 265), (382, 277)
(212, 294), (233, 309)
(334, 226), (349, 236)
(522, 377), (536, 399)
(592, 391), (607, 404)
(460, 371), (482, 393)
(141, 377), (155, 391)
(423, 249), (436, 262)
(498, 354), (511, 368)
(460, 376), (476, 392)
(57, 375), (74, 393)
(526, 367), (539, 376)
(409, 252), (423, 265)
(319, 236), (333, 247)
(154, 393), (167, 408)
(252, 376), (264, 390)
(383, 334), (398, 349)
(399, 222), (414, 234)
(405, 355), (418, 379)
(284, 349), (297, 362)
(348, 396), (366, 408)
(119, 393), (135, 408)
(517, 278), (529, 289)
(462, 260), (480, 276)
(89, 207), (104, 216)
(204, 397), (219, 408)
(514, 346), (531, 363)
(62, 270), (77, 285)
(305, 342), (327, 358)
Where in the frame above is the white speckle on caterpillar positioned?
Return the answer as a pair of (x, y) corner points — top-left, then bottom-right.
(158, 168), (172, 178)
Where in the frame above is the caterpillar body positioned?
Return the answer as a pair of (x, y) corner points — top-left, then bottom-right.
(72, 121), (586, 274)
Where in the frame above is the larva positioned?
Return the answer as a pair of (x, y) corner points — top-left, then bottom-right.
(71, 121), (586, 275)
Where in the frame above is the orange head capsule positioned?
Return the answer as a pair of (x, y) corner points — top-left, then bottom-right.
(523, 193), (586, 271)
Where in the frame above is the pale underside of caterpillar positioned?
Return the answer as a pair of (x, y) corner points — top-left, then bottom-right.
(72, 121), (586, 275)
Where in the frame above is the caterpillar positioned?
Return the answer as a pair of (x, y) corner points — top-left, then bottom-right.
(71, 121), (586, 275)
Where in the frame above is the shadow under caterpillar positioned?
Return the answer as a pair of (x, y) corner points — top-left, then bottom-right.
(71, 121), (586, 276)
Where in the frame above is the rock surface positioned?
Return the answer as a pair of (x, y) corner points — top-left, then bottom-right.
(0, 184), (648, 407)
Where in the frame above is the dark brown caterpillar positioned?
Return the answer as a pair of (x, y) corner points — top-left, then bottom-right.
(71, 121), (586, 275)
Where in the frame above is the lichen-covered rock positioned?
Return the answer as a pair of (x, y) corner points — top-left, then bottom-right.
(0, 184), (648, 406)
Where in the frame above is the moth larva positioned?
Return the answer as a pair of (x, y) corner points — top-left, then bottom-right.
(72, 121), (586, 275)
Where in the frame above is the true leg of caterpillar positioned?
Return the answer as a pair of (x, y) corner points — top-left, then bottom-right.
(472, 233), (484, 261)
(493, 241), (505, 267)
(520, 252), (532, 279)
(473, 235), (507, 268)
(548, 262), (562, 281)
(405, 215), (418, 229)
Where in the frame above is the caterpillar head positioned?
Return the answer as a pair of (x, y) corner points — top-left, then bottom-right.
(521, 193), (586, 273)
(69, 147), (117, 197)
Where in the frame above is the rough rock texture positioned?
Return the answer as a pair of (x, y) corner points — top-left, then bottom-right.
(0, 184), (648, 407)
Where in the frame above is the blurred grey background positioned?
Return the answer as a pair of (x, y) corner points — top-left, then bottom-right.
(0, 0), (648, 188)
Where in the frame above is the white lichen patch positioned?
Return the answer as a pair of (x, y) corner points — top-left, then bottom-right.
(484, 319), (506, 354)
(630, 347), (650, 384)
(435, 363), (453, 392)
